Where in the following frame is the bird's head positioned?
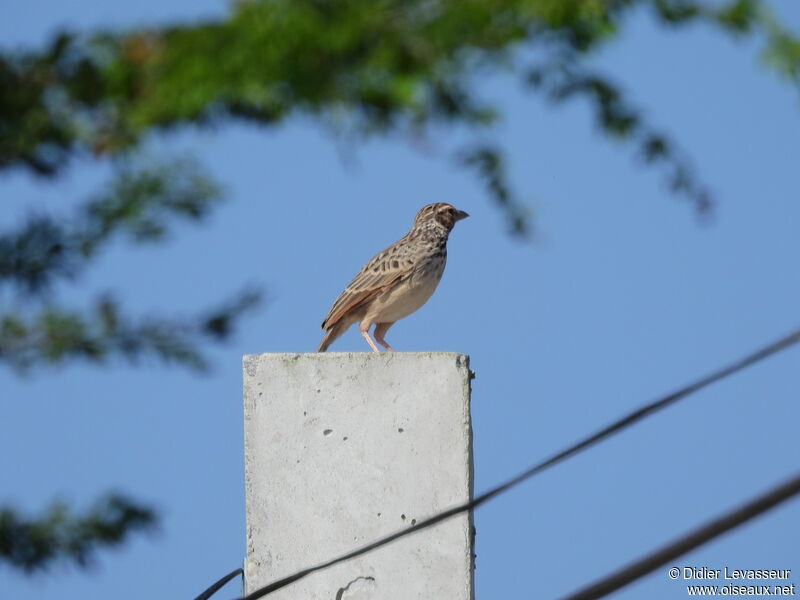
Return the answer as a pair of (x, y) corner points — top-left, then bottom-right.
(413, 203), (469, 232)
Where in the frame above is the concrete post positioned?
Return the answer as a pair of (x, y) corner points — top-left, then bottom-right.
(243, 352), (474, 599)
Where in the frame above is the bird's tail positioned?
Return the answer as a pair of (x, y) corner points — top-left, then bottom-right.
(317, 320), (349, 352)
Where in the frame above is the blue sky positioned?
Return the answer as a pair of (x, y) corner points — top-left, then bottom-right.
(1, 1), (799, 599)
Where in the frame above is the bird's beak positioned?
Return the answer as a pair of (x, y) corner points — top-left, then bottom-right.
(455, 209), (470, 221)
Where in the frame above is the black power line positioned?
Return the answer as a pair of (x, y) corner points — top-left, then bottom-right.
(193, 567), (242, 600)
(561, 472), (800, 600)
(228, 327), (800, 600)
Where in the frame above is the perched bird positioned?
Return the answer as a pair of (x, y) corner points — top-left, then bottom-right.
(317, 203), (469, 352)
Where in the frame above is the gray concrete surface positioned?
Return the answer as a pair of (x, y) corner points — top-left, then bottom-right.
(243, 352), (474, 599)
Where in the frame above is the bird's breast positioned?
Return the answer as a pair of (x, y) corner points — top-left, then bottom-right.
(411, 249), (447, 286)
(364, 251), (447, 323)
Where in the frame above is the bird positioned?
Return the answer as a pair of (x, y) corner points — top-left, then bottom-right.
(317, 203), (469, 352)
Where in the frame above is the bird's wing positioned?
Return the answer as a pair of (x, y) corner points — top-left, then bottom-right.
(321, 241), (413, 329)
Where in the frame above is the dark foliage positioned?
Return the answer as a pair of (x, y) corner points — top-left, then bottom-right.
(1, 1), (797, 228)
(0, 495), (155, 572)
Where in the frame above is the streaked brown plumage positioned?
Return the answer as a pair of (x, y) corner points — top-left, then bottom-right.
(317, 203), (469, 352)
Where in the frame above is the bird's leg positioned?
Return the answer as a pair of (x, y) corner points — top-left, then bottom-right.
(359, 323), (381, 353)
(374, 322), (395, 352)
